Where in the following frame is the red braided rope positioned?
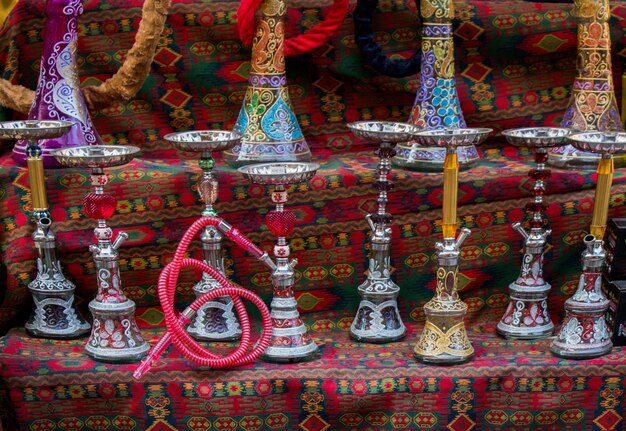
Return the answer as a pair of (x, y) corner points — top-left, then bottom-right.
(236, 0), (350, 56)
(236, 0), (262, 51)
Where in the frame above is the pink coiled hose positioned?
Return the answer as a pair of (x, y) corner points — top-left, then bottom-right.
(134, 217), (273, 379)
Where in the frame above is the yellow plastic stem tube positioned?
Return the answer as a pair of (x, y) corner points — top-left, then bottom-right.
(590, 155), (613, 239)
(27, 157), (48, 213)
(442, 150), (458, 239)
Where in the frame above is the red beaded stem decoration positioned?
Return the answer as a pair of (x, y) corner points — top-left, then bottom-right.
(526, 151), (550, 228)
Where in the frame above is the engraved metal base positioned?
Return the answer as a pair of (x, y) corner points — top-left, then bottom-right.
(85, 300), (150, 363)
(550, 235), (613, 359)
(26, 290), (90, 339)
(550, 308), (612, 359)
(413, 352), (473, 365)
(187, 292), (241, 341)
(262, 296), (318, 363)
(413, 305), (474, 365)
(261, 342), (319, 363)
(497, 282), (554, 340)
(413, 349), (473, 365)
(86, 341), (151, 363)
(350, 280), (406, 343)
(25, 218), (90, 339)
(550, 344), (613, 360)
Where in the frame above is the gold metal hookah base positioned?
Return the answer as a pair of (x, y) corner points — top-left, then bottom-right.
(414, 303), (474, 365)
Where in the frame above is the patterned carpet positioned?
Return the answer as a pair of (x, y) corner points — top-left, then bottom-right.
(1, 317), (626, 430)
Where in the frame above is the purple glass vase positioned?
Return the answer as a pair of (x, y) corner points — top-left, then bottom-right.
(12, 0), (103, 169)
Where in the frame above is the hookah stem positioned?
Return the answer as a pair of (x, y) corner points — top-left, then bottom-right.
(26, 139), (49, 218)
(91, 167), (112, 251)
(200, 151), (217, 217)
(442, 148), (458, 239)
(377, 142), (390, 218)
(590, 155), (614, 239)
(197, 150), (223, 280)
(273, 183), (289, 263)
(532, 149), (548, 227)
(252, 0), (285, 76)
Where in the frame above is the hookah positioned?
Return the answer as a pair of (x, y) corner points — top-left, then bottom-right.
(53, 145), (149, 361)
(0, 0), (169, 162)
(164, 130), (244, 341)
(238, 162), (320, 362)
(549, 0), (624, 170)
(411, 128), (491, 364)
(347, 121), (417, 343)
(551, 131), (626, 358)
(228, 0), (349, 165)
(0, 120), (89, 338)
(497, 127), (570, 340)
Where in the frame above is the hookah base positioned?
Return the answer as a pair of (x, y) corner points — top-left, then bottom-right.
(413, 350), (474, 366)
(86, 299), (150, 362)
(496, 282), (554, 340)
(349, 297), (407, 344)
(187, 299), (242, 342)
(261, 316), (319, 363)
(25, 289), (90, 339)
(550, 308), (613, 359)
(496, 322), (554, 340)
(349, 270), (407, 343)
(349, 331), (406, 344)
(25, 322), (90, 340)
(261, 343), (319, 363)
(413, 308), (474, 365)
(187, 330), (242, 342)
(85, 342), (151, 363)
(550, 340), (613, 360)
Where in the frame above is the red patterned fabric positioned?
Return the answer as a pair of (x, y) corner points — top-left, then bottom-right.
(1, 320), (626, 430)
(1, 0), (626, 428)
